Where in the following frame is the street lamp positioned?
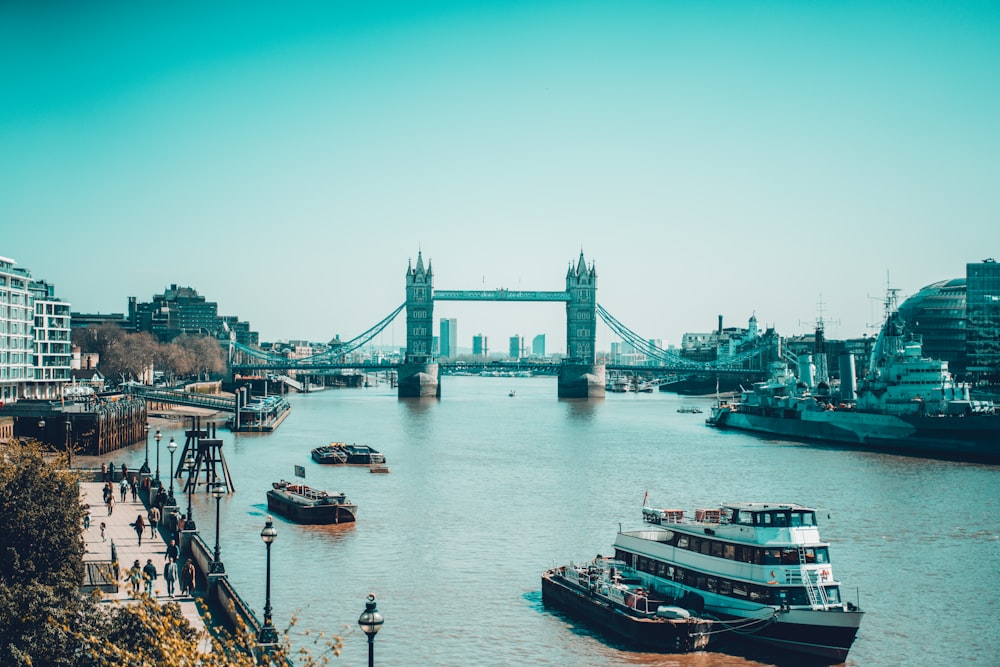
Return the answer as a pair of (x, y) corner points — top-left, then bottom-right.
(210, 481), (226, 574)
(183, 453), (197, 530)
(154, 428), (162, 485)
(140, 424), (150, 474)
(64, 416), (73, 467)
(358, 593), (384, 667)
(257, 516), (279, 645)
(166, 436), (178, 505)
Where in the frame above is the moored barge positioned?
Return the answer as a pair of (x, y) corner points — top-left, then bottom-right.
(542, 555), (712, 653)
(266, 480), (357, 524)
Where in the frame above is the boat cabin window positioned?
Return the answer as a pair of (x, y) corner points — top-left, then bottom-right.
(790, 511), (816, 527)
(735, 510), (754, 525)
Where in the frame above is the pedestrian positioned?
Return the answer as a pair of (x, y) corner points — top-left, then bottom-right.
(108, 461), (114, 482)
(165, 539), (179, 564)
(142, 558), (158, 596)
(124, 559), (141, 597)
(83, 505), (91, 529)
(106, 493), (115, 516)
(100, 522), (107, 541)
(148, 504), (160, 538)
(102, 481), (112, 504)
(180, 559), (195, 596)
(163, 557), (178, 597)
(130, 476), (138, 502)
(121, 463), (128, 482)
(133, 514), (146, 546)
(101, 463), (108, 482)
(119, 477), (128, 502)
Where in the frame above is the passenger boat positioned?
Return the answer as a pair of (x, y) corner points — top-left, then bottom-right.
(311, 442), (386, 465)
(707, 291), (1000, 462)
(676, 405), (703, 414)
(265, 480), (357, 524)
(617, 501), (863, 662)
(542, 555), (712, 653)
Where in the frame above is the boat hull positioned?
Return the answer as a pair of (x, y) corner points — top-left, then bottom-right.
(711, 408), (1000, 462)
(706, 607), (861, 663)
(266, 490), (357, 525)
(541, 570), (711, 653)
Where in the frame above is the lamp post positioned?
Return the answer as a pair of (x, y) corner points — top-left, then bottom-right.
(140, 424), (150, 474)
(210, 481), (226, 574)
(37, 417), (45, 442)
(257, 516), (279, 645)
(154, 428), (162, 486)
(183, 453), (197, 530)
(166, 437), (177, 506)
(64, 416), (72, 468)
(358, 593), (384, 667)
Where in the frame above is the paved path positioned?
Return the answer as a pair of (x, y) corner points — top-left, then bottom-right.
(81, 480), (211, 649)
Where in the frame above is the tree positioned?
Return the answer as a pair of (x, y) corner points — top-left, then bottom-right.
(175, 334), (227, 380)
(100, 332), (159, 383)
(0, 441), (342, 666)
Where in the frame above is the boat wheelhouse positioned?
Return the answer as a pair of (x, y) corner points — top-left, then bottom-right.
(618, 502), (863, 662)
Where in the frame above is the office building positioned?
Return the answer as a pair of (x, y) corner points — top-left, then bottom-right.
(472, 334), (488, 359)
(130, 284), (258, 345)
(439, 318), (458, 359)
(532, 334), (545, 357)
(509, 335), (522, 360)
(966, 258), (1000, 382)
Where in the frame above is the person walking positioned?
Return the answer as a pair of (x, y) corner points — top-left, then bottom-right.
(121, 463), (128, 482)
(119, 477), (128, 503)
(101, 463), (108, 482)
(106, 493), (115, 516)
(125, 559), (142, 597)
(163, 557), (178, 597)
(148, 505), (160, 538)
(180, 559), (195, 596)
(133, 514), (146, 546)
(165, 539), (179, 564)
(100, 522), (107, 542)
(142, 558), (158, 597)
(130, 476), (138, 503)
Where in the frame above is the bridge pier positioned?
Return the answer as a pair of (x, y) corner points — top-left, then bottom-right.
(397, 360), (440, 398)
(557, 362), (606, 399)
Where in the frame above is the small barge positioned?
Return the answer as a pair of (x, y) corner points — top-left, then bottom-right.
(311, 442), (386, 465)
(266, 480), (357, 524)
(542, 555), (712, 653)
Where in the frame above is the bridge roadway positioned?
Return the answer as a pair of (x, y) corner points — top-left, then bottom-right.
(231, 361), (768, 378)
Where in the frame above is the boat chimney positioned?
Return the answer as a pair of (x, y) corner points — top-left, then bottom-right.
(798, 354), (815, 389)
(718, 315), (723, 335)
(839, 354), (856, 401)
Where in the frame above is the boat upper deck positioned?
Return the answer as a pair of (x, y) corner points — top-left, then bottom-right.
(640, 502), (823, 546)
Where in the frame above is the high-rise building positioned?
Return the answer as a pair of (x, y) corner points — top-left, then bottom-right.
(509, 335), (522, 360)
(0, 256), (71, 402)
(131, 284), (258, 345)
(966, 258), (1000, 382)
(532, 334), (545, 357)
(439, 317), (458, 358)
(472, 334), (488, 359)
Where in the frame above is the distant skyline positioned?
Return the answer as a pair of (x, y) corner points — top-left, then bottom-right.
(3, 2), (998, 352)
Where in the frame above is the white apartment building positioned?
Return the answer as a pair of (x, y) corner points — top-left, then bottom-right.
(0, 256), (71, 403)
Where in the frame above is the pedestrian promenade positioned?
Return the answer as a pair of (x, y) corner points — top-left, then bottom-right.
(81, 479), (211, 649)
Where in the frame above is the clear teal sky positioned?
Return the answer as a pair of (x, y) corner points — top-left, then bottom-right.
(3, 1), (998, 351)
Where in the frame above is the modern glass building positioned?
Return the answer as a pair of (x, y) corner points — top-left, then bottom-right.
(439, 317), (457, 359)
(966, 259), (1000, 383)
(0, 256), (71, 402)
(897, 278), (968, 373)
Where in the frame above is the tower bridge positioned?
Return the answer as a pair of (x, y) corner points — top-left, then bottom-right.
(229, 250), (768, 398)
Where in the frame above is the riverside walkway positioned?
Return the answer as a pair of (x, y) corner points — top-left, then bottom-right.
(81, 478), (210, 648)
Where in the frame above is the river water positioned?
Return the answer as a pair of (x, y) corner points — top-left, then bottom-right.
(108, 377), (1000, 666)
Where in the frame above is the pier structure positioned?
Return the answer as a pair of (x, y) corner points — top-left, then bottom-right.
(177, 416), (234, 495)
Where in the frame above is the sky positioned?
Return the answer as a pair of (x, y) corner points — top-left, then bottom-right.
(2, 1), (998, 354)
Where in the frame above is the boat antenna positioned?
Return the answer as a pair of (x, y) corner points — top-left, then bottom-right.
(618, 522), (622, 534)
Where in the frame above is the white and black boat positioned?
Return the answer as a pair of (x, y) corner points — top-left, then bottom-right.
(542, 555), (712, 653)
(266, 480), (357, 524)
(614, 501), (863, 662)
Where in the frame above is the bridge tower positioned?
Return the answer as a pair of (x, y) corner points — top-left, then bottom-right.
(559, 252), (605, 397)
(398, 251), (440, 397)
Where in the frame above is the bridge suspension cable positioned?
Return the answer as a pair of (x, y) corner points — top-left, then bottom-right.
(596, 304), (762, 370)
(231, 304), (406, 369)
